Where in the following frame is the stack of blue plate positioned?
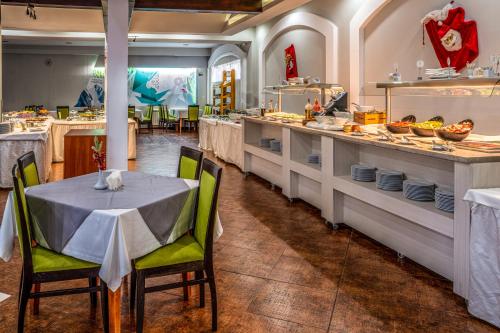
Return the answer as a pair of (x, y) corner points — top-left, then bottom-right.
(376, 170), (404, 191)
(435, 187), (454, 213)
(403, 179), (435, 201)
(270, 139), (282, 152)
(259, 138), (274, 148)
(307, 154), (321, 165)
(351, 164), (377, 182)
(0, 122), (12, 134)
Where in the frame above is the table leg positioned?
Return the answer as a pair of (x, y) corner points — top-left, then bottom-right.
(180, 118), (183, 134)
(108, 285), (121, 333)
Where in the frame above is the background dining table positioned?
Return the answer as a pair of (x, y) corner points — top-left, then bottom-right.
(0, 171), (222, 332)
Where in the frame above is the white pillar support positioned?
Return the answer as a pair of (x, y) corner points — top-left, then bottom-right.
(0, 5), (3, 116)
(105, 0), (129, 170)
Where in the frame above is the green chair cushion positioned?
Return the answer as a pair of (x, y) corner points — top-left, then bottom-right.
(32, 246), (99, 273)
(134, 234), (204, 270)
(194, 171), (216, 250)
(179, 156), (198, 180)
(23, 162), (40, 186)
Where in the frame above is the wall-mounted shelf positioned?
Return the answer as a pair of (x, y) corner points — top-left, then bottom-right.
(374, 77), (500, 122)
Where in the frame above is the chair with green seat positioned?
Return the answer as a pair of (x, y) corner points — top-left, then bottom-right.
(56, 106), (70, 120)
(17, 151), (40, 187)
(177, 146), (203, 180)
(184, 105), (200, 131)
(164, 107), (180, 132)
(204, 104), (213, 116)
(130, 158), (222, 332)
(139, 105), (153, 133)
(128, 105), (136, 119)
(12, 165), (109, 333)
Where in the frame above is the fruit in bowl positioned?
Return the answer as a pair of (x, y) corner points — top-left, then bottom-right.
(434, 120), (473, 142)
(385, 115), (416, 134)
(410, 118), (444, 137)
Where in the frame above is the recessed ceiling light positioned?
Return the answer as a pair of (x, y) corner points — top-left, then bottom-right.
(183, 43), (189, 46)
(66, 41), (73, 45)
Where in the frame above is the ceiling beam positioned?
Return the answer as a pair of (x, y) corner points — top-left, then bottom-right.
(1, 0), (102, 8)
(134, 0), (262, 14)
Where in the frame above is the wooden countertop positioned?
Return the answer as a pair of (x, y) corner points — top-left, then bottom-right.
(243, 116), (500, 164)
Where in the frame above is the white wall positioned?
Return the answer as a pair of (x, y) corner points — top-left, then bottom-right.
(363, 0), (500, 134)
(3, 46), (209, 110)
(264, 28), (326, 113)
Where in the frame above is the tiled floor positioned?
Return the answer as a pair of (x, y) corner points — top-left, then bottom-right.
(0, 130), (498, 332)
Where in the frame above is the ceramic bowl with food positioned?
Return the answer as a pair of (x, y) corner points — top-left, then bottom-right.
(434, 121), (473, 142)
(386, 123), (412, 134)
(410, 118), (444, 137)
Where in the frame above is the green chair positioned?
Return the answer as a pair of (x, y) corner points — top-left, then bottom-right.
(130, 158), (222, 333)
(17, 151), (40, 187)
(128, 105), (136, 119)
(185, 105), (200, 132)
(56, 106), (70, 120)
(178, 146), (203, 180)
(139, 105), (153, 133)
(164, 107), (180, 132)
(12, 165), (109, 333)
(204, 104), (213, 116)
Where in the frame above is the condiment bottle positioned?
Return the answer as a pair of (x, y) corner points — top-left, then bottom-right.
(304, 98), (313, 120)
(313, 97), (321, 113)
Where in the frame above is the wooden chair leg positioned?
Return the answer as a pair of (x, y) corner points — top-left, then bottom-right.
(195, 270), (205, 308)
(181, 272), (189, 301)
(18, 276), (31, 333)
(17, 269), (23, 306)
(130, 269), (137, 311)
(100, 281), (110, 333)
(206, 266), (217, 331)
(89, 277), (98, 307)
(136, 272), (146, 333)
(32, 283), (40, 315)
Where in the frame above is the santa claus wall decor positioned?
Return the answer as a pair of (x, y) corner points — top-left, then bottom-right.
(421, 1), (479, 72)
(285, 44), (299, 80)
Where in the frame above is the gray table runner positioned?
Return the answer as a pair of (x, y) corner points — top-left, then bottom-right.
(26, 172), (192, 252)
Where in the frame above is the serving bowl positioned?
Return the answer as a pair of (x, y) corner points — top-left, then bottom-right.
(434, 129), (471, 142)
(386, 124), (411, 134)
(410, 127), (436, 137)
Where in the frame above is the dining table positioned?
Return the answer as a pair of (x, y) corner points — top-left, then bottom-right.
(51, 118), (137, 162)
(0, 171), (223, 332)
(0, 119), (53, 188)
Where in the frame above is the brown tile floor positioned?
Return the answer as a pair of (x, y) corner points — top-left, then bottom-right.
(0, 130), (498, 333)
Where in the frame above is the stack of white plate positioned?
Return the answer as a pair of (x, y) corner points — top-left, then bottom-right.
(435, 187), (454, 213)
(270, 139), (282, 152)
(259, 138), (274, 148)
(0, 122), (12, 134)
(403, 180), (435, 201)
(351, 164), (377, 182)
(425, 67), (459, 79)
(376, 170), (404, 191)
(307, 154), (321, 165)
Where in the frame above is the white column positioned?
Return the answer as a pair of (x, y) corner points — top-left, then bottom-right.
(104, 0), (129, 170)
(0, 5), (3, 116)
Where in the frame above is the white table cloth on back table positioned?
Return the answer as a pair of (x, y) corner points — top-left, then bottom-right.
(51, 119), (137, 162)
(463, 189), (500, 329)
(0, 171), (223, 291)
(0, 120), (53, 188)
(199, 118), (243, 170)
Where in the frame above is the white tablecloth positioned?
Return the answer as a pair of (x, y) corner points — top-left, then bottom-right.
(51, 119), (136, 162)
(464, 189), (500, 329)
(0, 178), (223, 291)
(199, 118), (243, 170)
(0, 122), (53, 188)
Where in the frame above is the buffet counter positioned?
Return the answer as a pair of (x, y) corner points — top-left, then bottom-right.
(199, 118), (243, 170)
(242, 116), (500, 299)
(0, 120), (53, 188)
(51, 119), (137, 162)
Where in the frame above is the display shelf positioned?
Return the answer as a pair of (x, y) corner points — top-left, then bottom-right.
(332, 175), (453, 237)
(290, 160), (321, 183)
(244, 143), (283, 165)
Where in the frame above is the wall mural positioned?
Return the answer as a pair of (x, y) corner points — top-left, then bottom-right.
(76, 67), (197, 108)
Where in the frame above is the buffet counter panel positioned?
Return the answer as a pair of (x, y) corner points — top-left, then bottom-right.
(242, 116), (500, 299)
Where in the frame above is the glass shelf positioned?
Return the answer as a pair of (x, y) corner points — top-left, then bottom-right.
(363, 78), (500, 97)
(262, 83), (344, 95)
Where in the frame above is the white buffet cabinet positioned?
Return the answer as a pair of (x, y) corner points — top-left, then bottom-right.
(242, 116), (500, 299)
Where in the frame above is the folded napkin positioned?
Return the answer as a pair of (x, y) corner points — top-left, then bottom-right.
(106, 170), (123, 191)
